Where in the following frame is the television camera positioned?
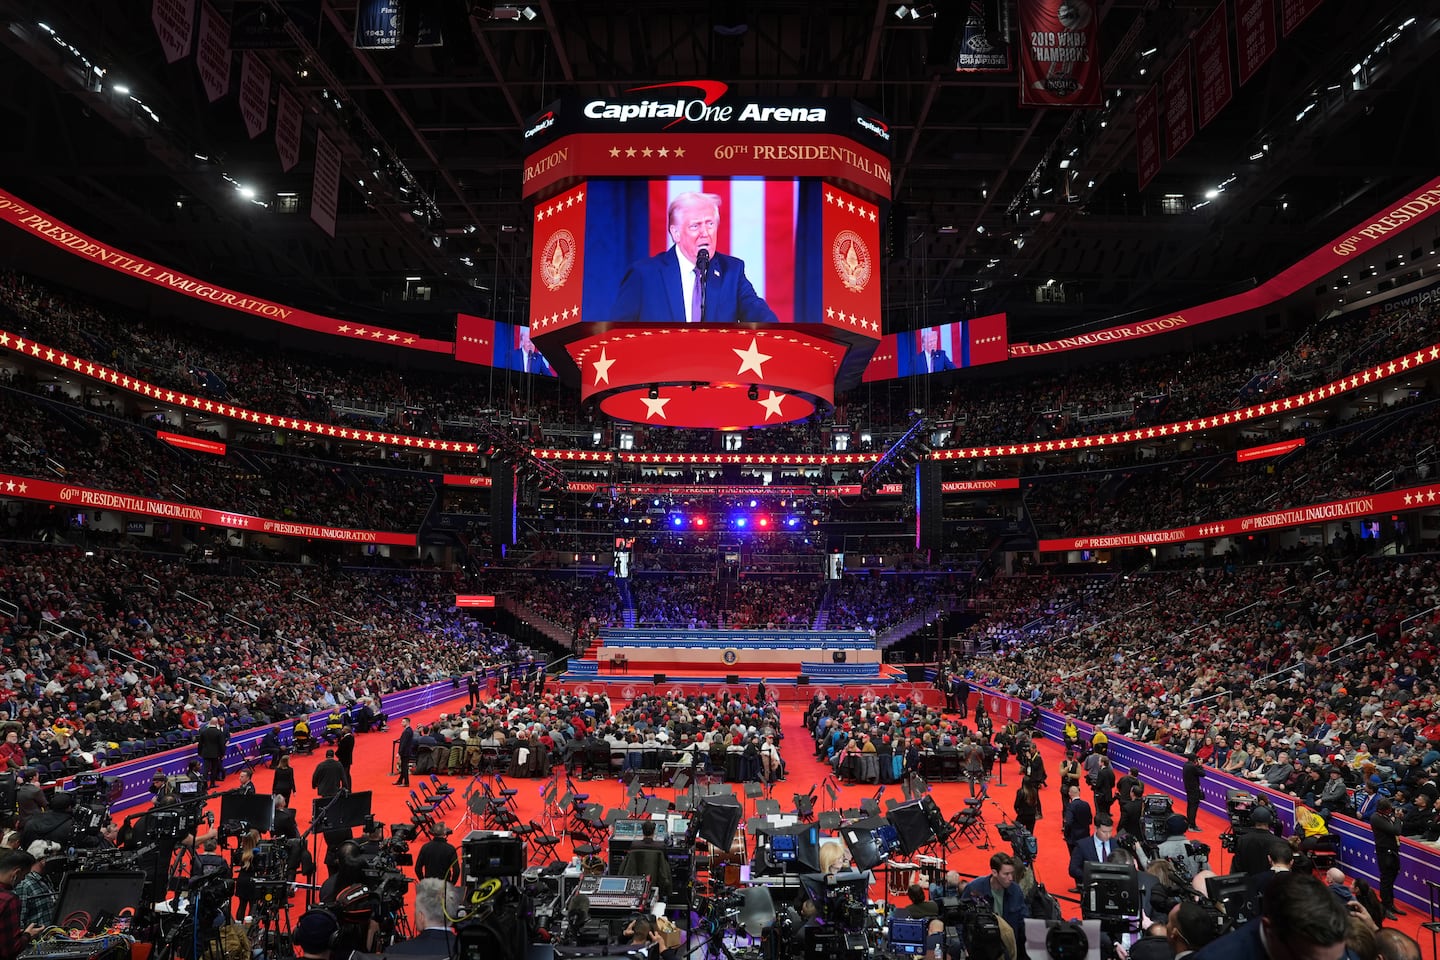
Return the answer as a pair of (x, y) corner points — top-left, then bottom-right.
(995, 821), (1038, 866)
(937, 895), (1006, 960)
(1218, 791), (1262, 853)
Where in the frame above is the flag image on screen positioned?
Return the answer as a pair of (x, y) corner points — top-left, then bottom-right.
(582, 177), (823, 325)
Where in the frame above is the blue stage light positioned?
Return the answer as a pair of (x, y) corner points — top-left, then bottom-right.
(735, 517), (747, 528)
(672, 515), (683, 527)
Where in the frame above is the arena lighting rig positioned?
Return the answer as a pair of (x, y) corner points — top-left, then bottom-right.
(475, 420), (570, 490)
(859, 415), (932, 498)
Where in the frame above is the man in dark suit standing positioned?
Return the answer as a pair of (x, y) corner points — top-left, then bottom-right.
(1092, 755), (1116, 822)
(198, 718), (228, 789)
(1062, 785), (1093, 856)
(607, 192), (778, 325)
(335, 725), (356, 784)
(395, 718), (415, 787)
(1183, 754), (1206, 831)
(511, 325), (553, 375)
(905, 327), (955, 376)
(1067, 814), (1116, 892)
(954, 676), (970, 719)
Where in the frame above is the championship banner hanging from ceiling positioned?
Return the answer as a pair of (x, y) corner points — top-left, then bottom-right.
(1017, 0), (1103, 107)
(949, 0), (1012, 73)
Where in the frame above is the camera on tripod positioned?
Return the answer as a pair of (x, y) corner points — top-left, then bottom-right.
(1218, 791), (1261, 852)
(995, 822), (1038, 864)
(1139, 795), (1174, 844)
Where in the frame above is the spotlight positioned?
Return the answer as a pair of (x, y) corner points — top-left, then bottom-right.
(747, 384), (759, 401)
(648, 384), (659, 400)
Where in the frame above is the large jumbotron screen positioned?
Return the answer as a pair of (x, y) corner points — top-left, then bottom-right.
(579, 177), (824, 325)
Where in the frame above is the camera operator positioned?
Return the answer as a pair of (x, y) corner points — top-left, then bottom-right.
(387, 877), (460, 956)
(414, 822), (459, 885)
(1230, 807), (1282, 877)
(14, 771), (44, 823)
(19, 791), (99, 850)
(292, 909), (343, 960)
(1156, 815), (1209, 878)
(1183, 755), (1206, 832)
(962, 852), (1028, 938)
(1189, 870), (1347, 960)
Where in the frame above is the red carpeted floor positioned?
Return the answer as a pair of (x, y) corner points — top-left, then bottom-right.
(152, 695), (1430, 945)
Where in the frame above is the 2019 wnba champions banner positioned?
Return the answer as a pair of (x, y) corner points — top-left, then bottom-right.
(1017, 0), (1104, 107)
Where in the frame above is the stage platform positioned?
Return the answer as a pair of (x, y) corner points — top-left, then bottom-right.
(554, 678), (939, 705)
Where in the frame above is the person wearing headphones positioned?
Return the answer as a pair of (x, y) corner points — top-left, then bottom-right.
(292, 909), (342, 960)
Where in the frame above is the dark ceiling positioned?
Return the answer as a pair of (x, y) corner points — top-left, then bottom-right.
(0, 0), (1436, 346)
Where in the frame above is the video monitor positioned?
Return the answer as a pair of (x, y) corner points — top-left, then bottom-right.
(888, 917), (928, 956)
(220, 791), (275, 832)
(580, 178), (824, 325)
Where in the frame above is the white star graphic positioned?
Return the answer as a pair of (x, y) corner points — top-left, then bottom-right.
(733, 337), (773, 378)
(592, 348), (616, 385)
(641, 395), (670, 420)
(758, 391), (786, 420)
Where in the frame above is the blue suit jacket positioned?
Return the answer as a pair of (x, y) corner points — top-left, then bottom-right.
(608, 247), (778, 324)
(904, 348), (955, 376)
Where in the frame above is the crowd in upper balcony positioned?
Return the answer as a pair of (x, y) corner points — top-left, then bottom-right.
(4, 268), (1439, 466)
(0, 386), (435, 531)
(1024, 400), (1440, 535)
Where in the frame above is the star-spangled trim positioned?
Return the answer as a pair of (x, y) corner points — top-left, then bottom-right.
(733, 337), (773, 378)
(592, 348), (615, 385)
(3, 324), (1437, 462)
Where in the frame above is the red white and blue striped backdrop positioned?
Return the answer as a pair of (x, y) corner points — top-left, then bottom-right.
(582, 177), (820, 324)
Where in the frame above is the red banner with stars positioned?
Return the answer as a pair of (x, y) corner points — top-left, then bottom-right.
(821, 186), (883, 338)
(0, 472), (417, 545)
(0, 190), (451, 354)
(1040, 483), (1433, 553)
(529, 183), (589, 336)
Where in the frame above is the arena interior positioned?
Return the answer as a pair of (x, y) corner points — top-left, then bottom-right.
(0, 2), (1438, 959)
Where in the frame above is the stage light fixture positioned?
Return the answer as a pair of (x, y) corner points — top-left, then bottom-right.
(648, 384), (660, 400)
(747, 384), (759, 401)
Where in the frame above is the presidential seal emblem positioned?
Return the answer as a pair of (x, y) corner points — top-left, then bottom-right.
(832, 230), (872, 293)
(539, 229), (576, 291)
(722, 649), (738, 665)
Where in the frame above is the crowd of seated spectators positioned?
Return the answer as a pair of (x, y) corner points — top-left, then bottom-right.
(955, 553), (1440, 831)
(1025, 400), (1440, 535)
(0, 385), (435, 531)
(826, 573), (961, 633)
(6, 268), (1440, 468)
(725, 577), (824, 628)
(466, 570), (620, 634)
(0, 542), (535, 774)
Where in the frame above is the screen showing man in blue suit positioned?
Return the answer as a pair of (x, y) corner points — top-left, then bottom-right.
(902, 326), (957, 376)
(510, 324), (553, 376)
(607, 191), (778, 325)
